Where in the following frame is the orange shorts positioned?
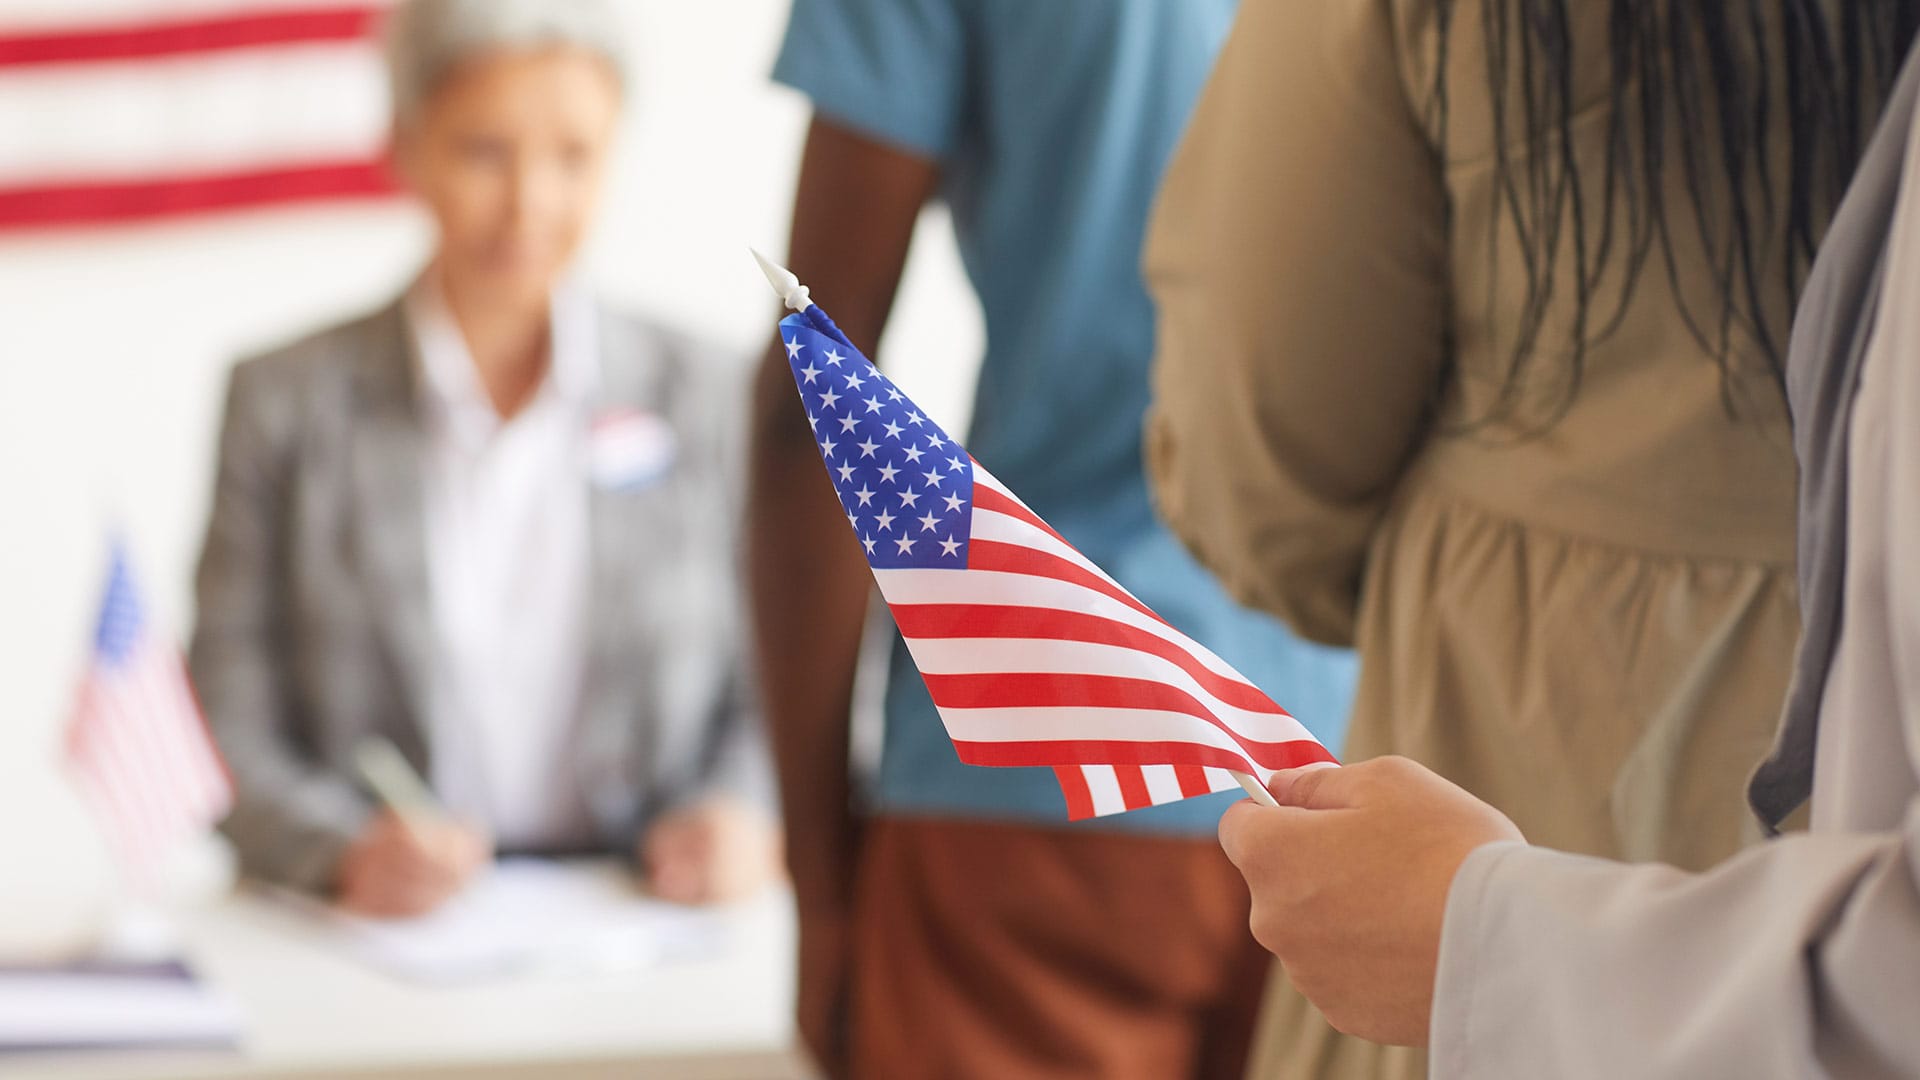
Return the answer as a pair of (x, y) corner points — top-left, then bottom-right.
(848, 816), (1269, 1080)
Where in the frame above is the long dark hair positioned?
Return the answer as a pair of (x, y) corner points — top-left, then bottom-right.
(1434, 0), (1920, 424)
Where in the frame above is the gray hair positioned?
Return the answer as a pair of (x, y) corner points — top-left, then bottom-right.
(383, 0), (629, 122)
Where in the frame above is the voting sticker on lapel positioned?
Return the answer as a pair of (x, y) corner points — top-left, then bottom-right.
(589, 407), (677, 491)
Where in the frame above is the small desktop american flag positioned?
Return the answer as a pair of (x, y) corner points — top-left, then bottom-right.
(66, 543), (232, 879)
(772, 276), (1335, 819)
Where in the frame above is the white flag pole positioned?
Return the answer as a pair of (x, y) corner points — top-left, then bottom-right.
(752, 248), (813, 312)
(1233, 772), (1280, 807)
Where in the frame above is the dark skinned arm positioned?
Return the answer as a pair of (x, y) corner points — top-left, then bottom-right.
(746, 116), (941, 1078)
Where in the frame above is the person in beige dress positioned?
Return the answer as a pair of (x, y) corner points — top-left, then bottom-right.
(1144, 1), (1919, 1077)
(1215, 36), (1920, 1079)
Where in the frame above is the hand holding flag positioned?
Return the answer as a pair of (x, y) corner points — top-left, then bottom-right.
(756, 253), (1333, 819)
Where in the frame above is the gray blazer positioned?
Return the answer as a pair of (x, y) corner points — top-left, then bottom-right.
(189, 299), (770, 893)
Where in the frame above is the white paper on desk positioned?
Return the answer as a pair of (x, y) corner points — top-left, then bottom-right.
(281, 860), (728, 984)
(0, 961), (243, 1052)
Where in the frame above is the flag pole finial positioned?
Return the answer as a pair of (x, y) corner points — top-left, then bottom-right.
(752, 248), (813, 312)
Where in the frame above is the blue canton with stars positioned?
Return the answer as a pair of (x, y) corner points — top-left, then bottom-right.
(93, 542), (147, 668)
(782, 310), (973, 570)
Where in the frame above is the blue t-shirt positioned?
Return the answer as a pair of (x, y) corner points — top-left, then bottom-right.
(774, 0), (1358, 835)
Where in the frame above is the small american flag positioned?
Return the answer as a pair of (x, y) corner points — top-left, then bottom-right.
(779, 301), (1335, 819)
(66, 543), (232, 879)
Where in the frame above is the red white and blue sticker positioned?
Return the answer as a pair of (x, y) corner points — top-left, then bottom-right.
(589, 408), (676, 491)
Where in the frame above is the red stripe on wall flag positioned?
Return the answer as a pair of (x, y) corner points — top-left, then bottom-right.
(0, 6), (382, 67)
(0, 159), (396, 230)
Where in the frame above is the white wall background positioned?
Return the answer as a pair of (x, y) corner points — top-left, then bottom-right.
(0, 1), (982, 951)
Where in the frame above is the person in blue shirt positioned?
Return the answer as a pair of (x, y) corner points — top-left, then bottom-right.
(745, 2), (1358, 1076)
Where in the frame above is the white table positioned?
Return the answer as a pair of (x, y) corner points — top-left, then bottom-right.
(2, 875), (808, 1080)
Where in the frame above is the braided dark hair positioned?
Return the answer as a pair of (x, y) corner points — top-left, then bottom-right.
(1434, 1), (1920, 425)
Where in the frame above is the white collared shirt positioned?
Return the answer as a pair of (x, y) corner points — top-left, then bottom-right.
(406, 278), (599, 853)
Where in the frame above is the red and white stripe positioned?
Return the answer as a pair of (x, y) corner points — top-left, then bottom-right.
(0, 1), (394, 230)
(67, 639), (232, 882)
(876, 463), (1336, 819)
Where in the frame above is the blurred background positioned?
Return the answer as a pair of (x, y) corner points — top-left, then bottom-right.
(0, 3), (979, 1075)
(8, 1), (1885, 1078)
(0, 0), (978, 936)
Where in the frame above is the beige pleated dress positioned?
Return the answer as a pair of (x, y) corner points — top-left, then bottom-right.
(1145, 2), (1804, 1078)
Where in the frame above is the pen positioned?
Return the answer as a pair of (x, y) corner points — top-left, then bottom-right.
(351, 737), (445, 846)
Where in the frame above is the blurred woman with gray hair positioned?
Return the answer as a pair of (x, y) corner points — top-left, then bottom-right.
(190, 0), (777, 917)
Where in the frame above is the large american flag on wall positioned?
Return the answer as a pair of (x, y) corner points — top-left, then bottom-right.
(777, 297), (1336, 819)
(0, 1), (395, 230)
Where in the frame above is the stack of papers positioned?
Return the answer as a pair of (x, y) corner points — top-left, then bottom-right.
(283, 859), (728, 984)
(0, 960), (241, 1053)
